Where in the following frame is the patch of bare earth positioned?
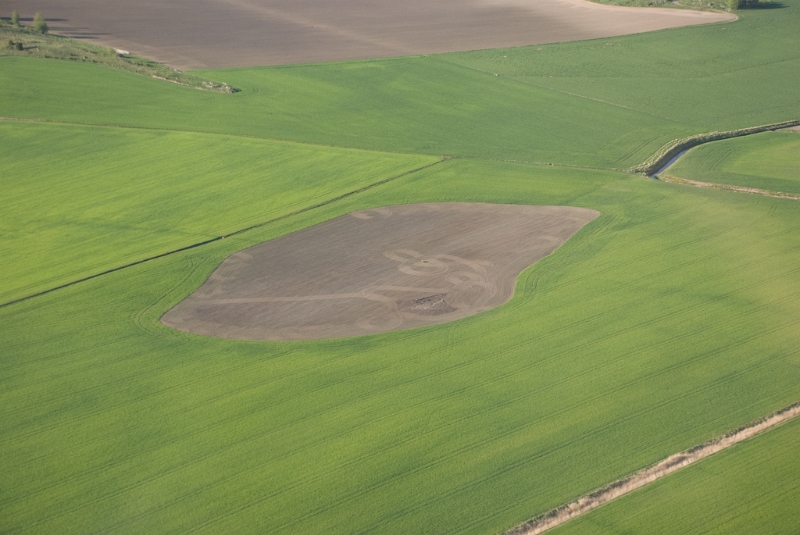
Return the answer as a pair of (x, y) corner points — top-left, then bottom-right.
(661, 174), (800, 200)
(162, 203), (598, 341)
(0, 0), (734, 69)
(505, 401), (800, 535)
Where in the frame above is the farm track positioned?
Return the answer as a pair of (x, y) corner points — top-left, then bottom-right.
(0, 158), (446, 310)
(504, 400), (800, 534)
(660, 174), (800, 200)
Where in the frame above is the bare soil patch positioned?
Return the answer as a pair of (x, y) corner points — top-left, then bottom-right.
(0, 0), (734, 70)
(162, 203), (598, 341)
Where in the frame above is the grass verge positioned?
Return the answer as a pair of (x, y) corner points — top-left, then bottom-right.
(0, 20), (237, 93)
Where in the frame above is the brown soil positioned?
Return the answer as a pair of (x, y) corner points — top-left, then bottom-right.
(0, 0), (734, 70)
(505, 401), (800, 535)
(162, 203), (598, 341)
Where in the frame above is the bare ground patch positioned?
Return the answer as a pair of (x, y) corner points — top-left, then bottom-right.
(505, 401), (800, 535)
(162, 203), (598, 341)
(0, 0), (733, 69)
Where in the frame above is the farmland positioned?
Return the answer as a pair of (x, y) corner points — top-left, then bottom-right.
(0, 0), (732, 69)
(1, 0), (800, 534)
(551, 416), (800, 535)
(0, 121), (437, 304)
(668, 131), (800, 194)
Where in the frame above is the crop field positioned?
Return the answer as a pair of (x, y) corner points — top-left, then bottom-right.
(0, 0), (731, 69)
(668, 131), (800, 194)
(0, 121), (437, 304)
(1, 0), (800, 534)
(551, 416), (800, 535)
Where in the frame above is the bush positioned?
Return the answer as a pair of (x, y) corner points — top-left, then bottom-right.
(107, 47), (117, 57)
(11, 10), (19, 25)
(15, 41), (23, 51)
(33, 12), (48, 33)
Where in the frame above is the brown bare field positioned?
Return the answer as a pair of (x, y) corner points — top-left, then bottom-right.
(0, 0), (734, 69)
(162, 203), (598, 341)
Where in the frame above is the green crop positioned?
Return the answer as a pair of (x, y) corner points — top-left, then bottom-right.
(1, 0), (799, 533)
(669, 131), (800, 193)
(552, 416), (800, 535)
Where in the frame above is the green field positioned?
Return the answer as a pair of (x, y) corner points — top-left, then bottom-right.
(668, 131), (800, 193)
(552, 416), (800, 535)
(0, 121), (436, 304)
(2, 0), (800, 533)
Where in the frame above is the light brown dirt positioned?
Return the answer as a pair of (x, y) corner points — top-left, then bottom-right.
(505, 401), (800, 535)
(162, 203), (598, 341)
(0, 0), (734, 70)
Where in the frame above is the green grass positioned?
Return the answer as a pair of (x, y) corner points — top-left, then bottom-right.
(0, 55), (685, 169)
(0, 121), (437, 304)
(552, 416), (800, 535)
(443, 2), (800, 132)
(668, 131), (800, 193)
(0, 2), (798, 169)
(2, 159), (800, 534)
(2, 1), (800, 533)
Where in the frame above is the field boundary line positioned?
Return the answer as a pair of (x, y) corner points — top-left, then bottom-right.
(503, 400), (800, 535)
(0, 159), (446, 310)
(632, 119), (800, 176)
(660, 174), (800, 200)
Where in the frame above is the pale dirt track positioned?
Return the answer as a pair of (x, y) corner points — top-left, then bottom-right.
(0, 0), (734, 69)
(505, 401), (800, 535)
(162, 203), (598, 341)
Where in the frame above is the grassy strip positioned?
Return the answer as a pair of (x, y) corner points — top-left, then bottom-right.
(0, 21), (237, 93)
(585, 0), (726, 10)
(630, 120), (800, 176)
(505, 401), (800, 534)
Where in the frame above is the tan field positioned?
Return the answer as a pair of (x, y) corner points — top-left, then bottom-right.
(1, 0), (734, 69)
(162, 203), (599, 341)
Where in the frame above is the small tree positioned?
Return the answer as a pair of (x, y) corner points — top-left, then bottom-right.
(33, 12), (48, 34)
(11, 10), (20, 25)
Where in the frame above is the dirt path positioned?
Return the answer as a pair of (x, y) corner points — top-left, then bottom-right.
(504, 401), (800, 535)
(660, 174), (800, 200)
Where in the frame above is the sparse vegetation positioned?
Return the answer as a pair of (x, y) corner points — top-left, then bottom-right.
(10, 10), (19, 25)
(0, 20), (238, 92)
(32, 12), (47, 34)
